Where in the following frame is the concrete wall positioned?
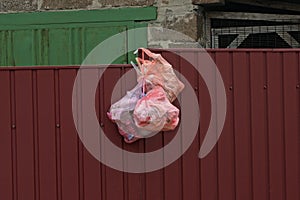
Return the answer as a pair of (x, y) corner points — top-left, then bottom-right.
(149, 0), (201, 48)
(0, 0), (202, 48)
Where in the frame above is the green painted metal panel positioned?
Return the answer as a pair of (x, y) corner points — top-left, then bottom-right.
(0, 7), (157, 25)
(127, 22), (149, 62)
(0, 7), (156, 66)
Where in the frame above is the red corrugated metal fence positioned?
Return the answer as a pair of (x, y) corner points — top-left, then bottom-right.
(0, 49), (299, 200)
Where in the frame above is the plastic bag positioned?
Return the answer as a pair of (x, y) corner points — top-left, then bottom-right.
(108, 82), (143, 122)
(133, 86), (180, 132)
(136, 48), (185, 102)
(108, 48), (184, 143)
(107, 82), (154, 143)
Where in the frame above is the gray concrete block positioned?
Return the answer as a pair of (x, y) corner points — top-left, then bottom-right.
(0, 0), (37, 12)
(41, 0), (92, 10)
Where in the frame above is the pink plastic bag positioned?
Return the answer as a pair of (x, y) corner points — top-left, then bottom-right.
(108, 48), (184, 143)
(136, 48), (185, 102)
(133, 86), (180, 132)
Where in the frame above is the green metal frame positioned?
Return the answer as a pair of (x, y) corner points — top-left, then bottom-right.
(0, 7), (157, 25)
(0, 7), (157, 66)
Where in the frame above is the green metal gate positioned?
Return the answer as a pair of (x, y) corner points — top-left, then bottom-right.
(0, 7), (156, 66)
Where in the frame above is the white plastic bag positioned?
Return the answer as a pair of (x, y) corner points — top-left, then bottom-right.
(107, 82), (154, 143)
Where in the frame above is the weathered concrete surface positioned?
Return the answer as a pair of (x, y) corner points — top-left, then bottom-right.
(93, 0), (154, 7)
(0, 0), (202, 48)
(0, 0), (37, 11)
(148, 25), (196, 43)
(41, 0), (154, 10)
(148, 0), (200, 48)
(192, 0), (224, 4)
(163, 12), (198, 41)
(41, 0), (92, 10)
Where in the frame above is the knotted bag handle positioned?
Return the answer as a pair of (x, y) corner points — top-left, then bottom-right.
(135, 57), (147, 94)
(138, 48), (160, 63)
(139, 48), (171, 67)
(135, 48), (159, 95)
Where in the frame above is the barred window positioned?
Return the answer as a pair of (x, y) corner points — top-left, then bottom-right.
(210, 18), (300, 48)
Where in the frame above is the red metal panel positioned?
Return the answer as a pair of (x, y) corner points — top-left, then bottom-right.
(0, 71), (13, 200)
(215, 51), (235, 200)
(14, 70), (35, 200)
(102, 68), (125, 200)
(180, 51), (201, 200)
(161, 51), (183, 200)
(249, 52), (269, 200)
(79, 68), (102, 200)
(145, 134), (164, 200)
(201, 51), (218, 200)
(58, 69), (80, 200)
(282, 52), (300, 200)
(267, 52), (286, 200)
(36, 70), (57, 200)
(194, 51), (213, 200)
(0, 49), (300, 200)
(232, 52), (253, 200)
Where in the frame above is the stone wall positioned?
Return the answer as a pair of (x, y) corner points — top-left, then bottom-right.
(148, 0), (202, 48)
(0, 0), (156, 11)
(0, 0), (202, 48)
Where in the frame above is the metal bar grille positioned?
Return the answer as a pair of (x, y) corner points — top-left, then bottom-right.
(211, 18), (300, 48)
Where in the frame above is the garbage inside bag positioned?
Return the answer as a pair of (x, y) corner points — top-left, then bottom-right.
(107, 48), (184, 143)
(107, 82), (155, 143)
(107, 82), (143, 122)
(133, 86), (179, 132)
(136, 48), (185, 102)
